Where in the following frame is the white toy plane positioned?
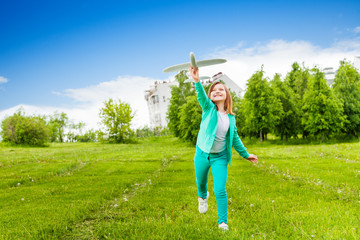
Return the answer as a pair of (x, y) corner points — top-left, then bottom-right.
(162, 52), (226, 73)
(163, 52), (226, 82)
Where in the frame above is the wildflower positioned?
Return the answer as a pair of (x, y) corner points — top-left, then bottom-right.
(123, 196), (128, 202)
(272, 200), (275, 203)
(21, 198), (24, 201)
(114, 204), (118, 207)
(337, 189), (342, 194)
(17, 183), (21, 186)
(250, 204), (254, 207)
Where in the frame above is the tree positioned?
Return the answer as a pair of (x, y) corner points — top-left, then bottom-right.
(270, 73), (300, 141)
(48, 112), (69, 142)
(243, 68), (281, 143)
(178, 95), (202, 144)
(333, 60), (360, 137)
(1, 110), (49, 146)
(285, 62), (301, 91)
(77, 129), (97, 142)
(232, 92), (247, 138)
(66, 121), (86, 142)
(302, 67), (345, 142)
(135, 126), (170, 138)
(99, 98), (134, 143)
(285, 62), (310, 99)
(284, 62), (311, 138)
(167, 71), (194, 137)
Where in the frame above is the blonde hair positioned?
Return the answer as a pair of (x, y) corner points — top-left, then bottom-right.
(207, 82), (234, 115)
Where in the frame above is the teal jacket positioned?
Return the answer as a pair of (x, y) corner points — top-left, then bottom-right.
(195, 81), (249, 165)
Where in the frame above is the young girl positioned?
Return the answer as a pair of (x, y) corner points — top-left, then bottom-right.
(190, 66), (258, 230)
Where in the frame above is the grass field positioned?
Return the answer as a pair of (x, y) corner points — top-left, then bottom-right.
(1, 136), (360, 239)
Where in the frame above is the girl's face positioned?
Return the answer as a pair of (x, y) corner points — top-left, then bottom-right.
(210, 83), (226, 103)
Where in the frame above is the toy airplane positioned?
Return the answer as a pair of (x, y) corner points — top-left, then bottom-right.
(162, 52), (227, 73)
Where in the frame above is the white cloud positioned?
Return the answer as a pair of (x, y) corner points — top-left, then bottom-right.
(0, 76), (8, 84)
(354, 26), (360, 34)
(199, 39), (360, 89)
(57, 75), (159, 129)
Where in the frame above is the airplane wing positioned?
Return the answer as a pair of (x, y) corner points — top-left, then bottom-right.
(162, 63), (191, 73)
(197, 59), (227, 67)
(162, 52), (226, 73)
(162, 59), (226, 73)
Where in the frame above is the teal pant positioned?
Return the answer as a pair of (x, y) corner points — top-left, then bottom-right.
(194, 145), (228, 224)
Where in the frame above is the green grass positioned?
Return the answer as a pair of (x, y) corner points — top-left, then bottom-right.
(1, 137), (360, 239)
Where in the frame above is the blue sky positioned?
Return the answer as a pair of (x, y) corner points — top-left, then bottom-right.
(1, 0), (360, 128)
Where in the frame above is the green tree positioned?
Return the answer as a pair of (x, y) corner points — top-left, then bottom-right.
(333, 60), (360, 137)
(66, 121), (86, 142)
(233, 97), (248, 137)
(99, 98), (135, 143)
(285, 62), (310, 99)
(77, 129), (97, 142)
(285, 62), (301, 91)
(243, 68), (281, 143)
(178, 95), (202, 144)
(167, 71), (194, 137)
(135, 126), (170, 138)
(284, 62), (311, 138)
(1, 110), (49, 146)
(48, 112), (69, 142)
(270, 73), (300, 141)
(302, 67), (345, 142)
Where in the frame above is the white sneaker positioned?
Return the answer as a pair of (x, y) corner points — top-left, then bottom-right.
(218, 222), (229, 230)
(198, 191), (209, 213)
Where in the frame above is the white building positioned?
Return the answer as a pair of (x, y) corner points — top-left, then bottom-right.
(323, 67), (336, 86)
(144, 80), (177, 128)
(354, 56), (360, 71)
(144, 73), (243, 128)
(323, 57), (360, 87)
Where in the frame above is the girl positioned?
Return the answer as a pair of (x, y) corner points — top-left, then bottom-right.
(190, 66), (258, 230)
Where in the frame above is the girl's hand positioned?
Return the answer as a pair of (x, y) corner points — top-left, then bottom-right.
(247, 154), (258, 163)
(189, 66), (199, 82)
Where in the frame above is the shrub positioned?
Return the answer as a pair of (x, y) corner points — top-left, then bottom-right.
(1, 111), (49, 146)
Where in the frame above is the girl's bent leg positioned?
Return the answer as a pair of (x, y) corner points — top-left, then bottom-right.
(194, 147), (210, 200)
(210, 153), (228, 224)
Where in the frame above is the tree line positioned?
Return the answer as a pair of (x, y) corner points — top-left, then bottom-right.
(0, 110), (97, 146)
(2, 60), (358, 146)
(0, 97), (172, 146)
(167, 60), (360, 143)
(0, 99), (138, 146)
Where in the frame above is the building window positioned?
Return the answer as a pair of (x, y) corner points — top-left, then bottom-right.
(163, 96), (166, 102)
(151, 95), (159, 104)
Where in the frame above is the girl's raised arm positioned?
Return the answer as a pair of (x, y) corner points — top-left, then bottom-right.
(190, 66), (213, 111)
